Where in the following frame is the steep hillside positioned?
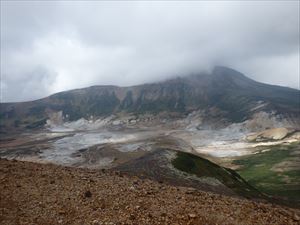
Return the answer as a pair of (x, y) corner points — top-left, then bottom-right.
(0, 66), (299, 133)
(1, 159), (299, 225)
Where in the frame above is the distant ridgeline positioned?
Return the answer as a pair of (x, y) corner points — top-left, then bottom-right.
(1, 66), (299, 133)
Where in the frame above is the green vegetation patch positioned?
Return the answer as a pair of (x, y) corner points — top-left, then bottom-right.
(233, 142), (300, 200)
(172, 151), (263, 198)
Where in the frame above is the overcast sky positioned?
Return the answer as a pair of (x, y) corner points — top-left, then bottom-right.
(1, 1), (299, 102)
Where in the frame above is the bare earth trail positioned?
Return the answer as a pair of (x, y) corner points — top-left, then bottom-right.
(0, 159), (299, 225)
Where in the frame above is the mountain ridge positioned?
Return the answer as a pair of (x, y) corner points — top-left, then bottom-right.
(0, 66), (299, 133)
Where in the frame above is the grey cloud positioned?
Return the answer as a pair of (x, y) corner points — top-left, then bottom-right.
(1, 66), (57, 102)
(1, 1), (299, 102)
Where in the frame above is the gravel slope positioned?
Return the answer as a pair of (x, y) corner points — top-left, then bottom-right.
(0, 159), (299, 225)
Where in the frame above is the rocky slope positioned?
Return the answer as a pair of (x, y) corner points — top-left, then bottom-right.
(1, 66), (299, 134)
(0, 159), (299, 225)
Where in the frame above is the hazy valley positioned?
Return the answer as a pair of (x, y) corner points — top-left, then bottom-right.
(1, 67), (299, 210)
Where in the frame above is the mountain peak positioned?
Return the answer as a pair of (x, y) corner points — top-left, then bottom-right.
(212, 66), (250, 80)
(0, 67), (299, 133)
(213, 66), (241, 74)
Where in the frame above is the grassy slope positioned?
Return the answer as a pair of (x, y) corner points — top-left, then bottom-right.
(233, 142), (300, 200)
(172, 151), (264, 199)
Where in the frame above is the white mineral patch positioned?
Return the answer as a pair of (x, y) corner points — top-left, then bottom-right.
(196, 148), (248, 157)
(117, 142), (154, 152)
(48, 126), (74, 132)
(39, 131), (137, 165)
(118, 142), (143, 152)
(47, 116), (116, 132)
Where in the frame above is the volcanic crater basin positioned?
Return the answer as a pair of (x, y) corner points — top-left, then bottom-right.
(0, 123), (299, 206)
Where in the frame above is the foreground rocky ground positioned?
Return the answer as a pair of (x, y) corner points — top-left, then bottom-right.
(0, 159), (299, 225)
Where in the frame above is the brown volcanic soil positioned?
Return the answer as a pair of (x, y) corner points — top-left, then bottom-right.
(0, 159), (299, 225)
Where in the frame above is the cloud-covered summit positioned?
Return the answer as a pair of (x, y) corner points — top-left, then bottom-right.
(1, 1), (299, 102)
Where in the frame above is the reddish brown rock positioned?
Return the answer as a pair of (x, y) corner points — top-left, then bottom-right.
(0, 159), (299, 225)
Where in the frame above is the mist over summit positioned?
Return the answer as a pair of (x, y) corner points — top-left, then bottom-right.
(1, 1), (299, 102)
(1, 66), (299, 133)
(1, 2), (300, 223)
